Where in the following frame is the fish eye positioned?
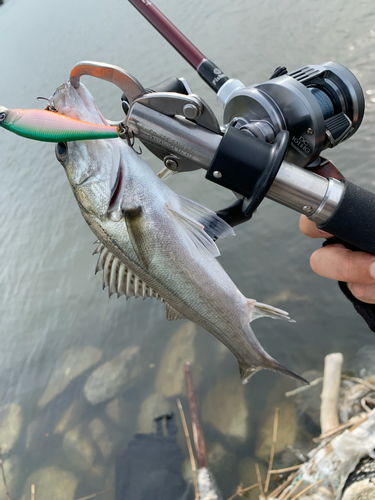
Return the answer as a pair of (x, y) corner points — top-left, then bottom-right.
(0, 112), (6, 123)
(55, 142), (68, 161)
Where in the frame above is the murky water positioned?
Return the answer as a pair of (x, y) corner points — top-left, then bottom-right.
(0, 0), (375, 498)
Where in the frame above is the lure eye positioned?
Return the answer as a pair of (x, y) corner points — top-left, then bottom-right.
(0, 112), (6, 123)
(55, 142), (68, 161)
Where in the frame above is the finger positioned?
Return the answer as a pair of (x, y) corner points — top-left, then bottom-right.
(299, 215), (333, 239)
(348, 283), (375, 304)
(310, 246), (375, 285)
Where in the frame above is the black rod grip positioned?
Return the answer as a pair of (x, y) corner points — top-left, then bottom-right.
(317, 180), (375, 255)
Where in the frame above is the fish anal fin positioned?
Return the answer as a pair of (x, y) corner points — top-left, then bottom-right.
(248, 299), (295, 323)
(93, 242), (163, 304)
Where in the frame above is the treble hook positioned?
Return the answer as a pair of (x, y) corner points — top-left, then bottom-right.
(36, 96), (58, 112)
(118, 124), (142, 155)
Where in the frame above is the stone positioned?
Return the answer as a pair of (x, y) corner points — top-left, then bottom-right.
(255, 400), (298, 460)
(21, 466), (78, 500)
(0, 403), (22, 453)
(89, 418), (114, 458)
(63, 425), (97, 472)
(202, 377), (248, 441)
(84, 346), (141, 405)
(54, 398), (86, 435)
(0, 457), (20, 500)
(137, 393), (172, 433)
(207, 442), (236, 475)
(154, 322), (197, 397)
(105, 396), (127, 425)
(38, 346), (102, 408)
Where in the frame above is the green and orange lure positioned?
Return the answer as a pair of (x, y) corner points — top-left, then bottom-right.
(0, 106), (120, 142)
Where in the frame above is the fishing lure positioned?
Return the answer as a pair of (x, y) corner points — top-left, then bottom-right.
(0, 106), (119, 142)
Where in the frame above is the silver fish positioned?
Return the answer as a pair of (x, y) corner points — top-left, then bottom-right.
(52, 81), (306, 385)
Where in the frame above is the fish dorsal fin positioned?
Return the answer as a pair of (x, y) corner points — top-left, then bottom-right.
(166, 194), (234, 261)
(93, 242), (185, 321)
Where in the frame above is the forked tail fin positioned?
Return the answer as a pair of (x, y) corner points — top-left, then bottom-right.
(238, 357), (309, 385)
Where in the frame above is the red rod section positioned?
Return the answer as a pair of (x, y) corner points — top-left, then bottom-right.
(128, 0), (206, 70)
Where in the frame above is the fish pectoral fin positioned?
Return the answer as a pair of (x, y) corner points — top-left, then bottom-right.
(167, 204), (220, 260)
(175, 195), (235, 241)
(248, 300), (295, 323)
(167, 194), (235, 260)
(122, 205), (149, 269)
(165, 303), (186, 321)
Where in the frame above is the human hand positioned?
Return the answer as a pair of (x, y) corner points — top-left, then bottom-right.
(299, 215), (375, 304)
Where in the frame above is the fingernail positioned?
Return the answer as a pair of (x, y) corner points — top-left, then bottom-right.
(370, 260), (375, 280)
(318, 229), (332, 237)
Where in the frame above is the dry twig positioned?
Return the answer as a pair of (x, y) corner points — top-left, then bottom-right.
(285, 378), (323, 398)
(281, 479), (303, 500)
(266, 471), (300, 499)
(291, 479), (323, 500)
(0, 452), (11, 500)
(265, 408), (279, 493)
(255, 463), (265, 499)
(349, 414), (369, 432)
(320, 353), (343, 434)
(177, 398), (199, 500)
(268, 465), (302, 474)
(31, 484), (35, 500)
(341, 374), (375, 392)
(227, 483), (258, 500)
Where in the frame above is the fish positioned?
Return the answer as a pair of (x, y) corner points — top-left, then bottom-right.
(51, 80), (307, 385)
(0, 106), (119, 142)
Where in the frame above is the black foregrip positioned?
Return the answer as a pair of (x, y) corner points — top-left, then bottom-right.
(317, 180), (375, 255)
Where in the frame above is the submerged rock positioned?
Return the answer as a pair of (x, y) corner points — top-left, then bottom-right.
(38, 346), (102, 408)
(21, 466), (78, 500)
(137, 393), (172, 433)
(255, 400), (297, 460)
(63, 425), (97, 472)
(0, 403), (22, 453)
(84, 346), (141, 404)
(202, 377), (248, 441)
(89, 418), (114, 458)
(54, 397), (86, 435)
(154, 322), (197, 397)
(207, 442), (236, 475)
(105, 396), (128, 425)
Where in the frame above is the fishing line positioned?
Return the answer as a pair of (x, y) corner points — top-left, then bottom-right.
(189, 0), (274, 70)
